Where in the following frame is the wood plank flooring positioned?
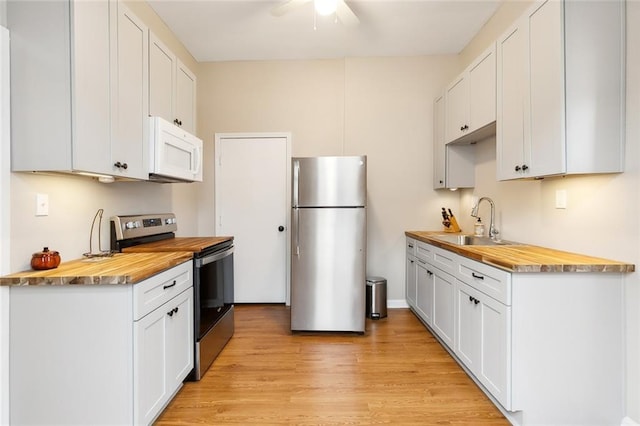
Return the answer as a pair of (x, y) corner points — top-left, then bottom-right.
(155, 305), (509, 425)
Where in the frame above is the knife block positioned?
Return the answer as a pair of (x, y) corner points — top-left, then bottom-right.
(443, 216), (462, 233)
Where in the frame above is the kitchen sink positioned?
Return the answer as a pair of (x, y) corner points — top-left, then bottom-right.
(431, 234), (519, 246)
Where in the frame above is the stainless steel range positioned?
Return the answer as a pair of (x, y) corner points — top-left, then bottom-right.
(110, 213), (234, 381)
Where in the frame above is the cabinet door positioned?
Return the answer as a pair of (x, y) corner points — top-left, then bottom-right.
(456, 280), (511, 410)
(445, 74), (467, 142)
(496, 17), (528, 180)
(477, 290), (511, 410)
(455, 280), (481, 370)
(166, 288), (195, 388)
(134, 303), (168, 426)
(433, 93), (446, 189)
(468, 44), (496, 131)
(71, 0), (112, 175)
(149, 32), (176, 124)
(176, 59), (197, 134)
(415, 260), (433, 325)
(406, 255), (417, 309)
(528, 0), (565, 177)
(111, 1), (149, 179)
(432, 267), (455, 349)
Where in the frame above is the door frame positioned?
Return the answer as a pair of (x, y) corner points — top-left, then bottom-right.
(213, 132), (292, 305)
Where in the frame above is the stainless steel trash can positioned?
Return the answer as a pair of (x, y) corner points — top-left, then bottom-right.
(366, 276), (387, 319)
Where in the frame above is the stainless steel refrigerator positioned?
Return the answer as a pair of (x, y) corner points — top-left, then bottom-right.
(290, 156), (367, 332)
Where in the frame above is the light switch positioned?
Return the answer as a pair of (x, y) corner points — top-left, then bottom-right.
(36, 193), (49, 216)
(555, 189), (567, 209)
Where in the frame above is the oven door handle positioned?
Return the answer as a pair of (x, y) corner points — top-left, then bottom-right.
(196, 246), (234, 267)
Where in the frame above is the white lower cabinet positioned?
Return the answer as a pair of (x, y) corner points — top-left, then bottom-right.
(431, 267), (455, 349)
(134, 286), (194, 425)
(405, 236), (625, 425)
(9, 261), (194, 425)
(455, 280), (511, 409)
(405, 239), (417, 309)
(415, 259), (433, 325)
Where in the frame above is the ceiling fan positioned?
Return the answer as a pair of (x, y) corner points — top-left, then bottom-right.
(271, 0), (360, 27)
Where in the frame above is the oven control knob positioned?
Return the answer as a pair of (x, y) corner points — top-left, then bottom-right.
(125, 221), (140, 229)
(166, 218), (176, 225)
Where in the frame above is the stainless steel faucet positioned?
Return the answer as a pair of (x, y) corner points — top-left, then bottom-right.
(471, 197), (499, 240)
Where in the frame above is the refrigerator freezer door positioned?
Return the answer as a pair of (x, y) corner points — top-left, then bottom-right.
(291, 207), (366, 332)
(293, 156), (366, 208)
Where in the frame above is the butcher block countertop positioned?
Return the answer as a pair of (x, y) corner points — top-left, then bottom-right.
(0, 252), (194, 286)
(406, 231), (635, 273)
(122, 236), (233, 254)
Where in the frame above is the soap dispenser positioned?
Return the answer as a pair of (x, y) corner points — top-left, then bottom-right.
(474, 218), (485, 237)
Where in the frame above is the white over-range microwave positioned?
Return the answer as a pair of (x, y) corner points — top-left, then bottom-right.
(149, 116), (203, 183)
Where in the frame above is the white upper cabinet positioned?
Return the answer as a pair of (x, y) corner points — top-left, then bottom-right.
(111, 1), (149, 179)
(9, 0), (150, 180)
(433, 92), (475, 190)
(176, 59), (197, 134)
(445, 44), (496, 144)
(149, 33), (197, 134)
(9, 1), (110, 174)
(497, 0), (625, 180)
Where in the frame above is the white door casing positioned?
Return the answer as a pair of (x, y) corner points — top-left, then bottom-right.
(214, 133), (291, 304)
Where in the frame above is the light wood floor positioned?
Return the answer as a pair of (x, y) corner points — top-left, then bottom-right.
(155, 305), (509, 425)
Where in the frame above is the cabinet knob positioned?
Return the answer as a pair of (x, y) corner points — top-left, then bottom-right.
(460, 124), (469, 131)
(474, 298), (480, 305)
(439, 180), (444, 184)
(514, 165), (521, 172)
(174, 118), (183, 127)
(522, 164), (529, 171)
(427, 270), (433, 276)
(113, 161), (128, 170)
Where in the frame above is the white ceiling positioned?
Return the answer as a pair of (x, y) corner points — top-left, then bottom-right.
(147, 0), (503, 62)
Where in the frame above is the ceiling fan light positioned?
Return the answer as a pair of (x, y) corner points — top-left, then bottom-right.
(314, 0), (338, 16)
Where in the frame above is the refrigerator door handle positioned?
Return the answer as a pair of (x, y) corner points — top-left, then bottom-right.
(293, 207), (300, 257)
(292, 160), (300, 207)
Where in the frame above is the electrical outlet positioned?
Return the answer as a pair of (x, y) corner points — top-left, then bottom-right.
(555, 189), (567, 209)
(36, 193), (49, 216)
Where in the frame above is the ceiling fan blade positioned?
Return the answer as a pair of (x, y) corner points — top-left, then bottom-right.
(336, 0), (359, 27)
(271, 0), (312, 17)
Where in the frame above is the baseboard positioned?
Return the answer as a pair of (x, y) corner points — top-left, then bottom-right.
(622, 417), (640, 426)
(388, 299), (409, 309)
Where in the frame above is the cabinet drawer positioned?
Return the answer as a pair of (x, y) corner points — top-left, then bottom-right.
(133, 261), (193, 320)
(431, 244), (458, 275)
(406, 238), (417, 256)
(416, 241), (435, 262)
(457, 256), (511, 305)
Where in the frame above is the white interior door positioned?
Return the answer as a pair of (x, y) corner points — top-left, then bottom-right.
(215, 134), (290, 303)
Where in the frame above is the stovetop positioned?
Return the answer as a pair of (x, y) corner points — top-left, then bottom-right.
(122, 236), (233, 255)
(110, 213), (233, 255)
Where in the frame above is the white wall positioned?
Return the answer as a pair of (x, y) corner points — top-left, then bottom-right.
(456, 1), (640, 423)
(195, 56), (462, 303)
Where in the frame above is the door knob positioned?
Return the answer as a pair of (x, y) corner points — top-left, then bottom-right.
(278, 226), (285, 232)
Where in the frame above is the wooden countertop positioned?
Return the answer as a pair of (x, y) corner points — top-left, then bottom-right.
(406, 231), (635, 273)
(122, 236), (233, 254)
(0, 252), (194, 286)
